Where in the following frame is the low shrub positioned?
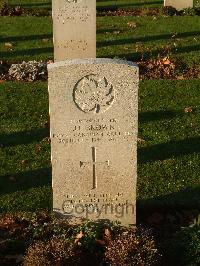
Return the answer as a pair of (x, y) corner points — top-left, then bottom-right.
(104, 227), (160, 266)
(23, 238), (77, 266)
(0, 0), (6, 14)
(164, 221), (200, 266)
(18, 215), (160, 266)
(162, 6), (178, 16)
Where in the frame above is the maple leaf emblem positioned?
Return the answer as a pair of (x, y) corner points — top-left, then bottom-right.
(73, 74), (114, 114)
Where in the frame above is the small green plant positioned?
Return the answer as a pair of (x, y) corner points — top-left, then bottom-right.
(164, 223), (200, 266)
(162, 6), (178, 16)
(74, 221), (103, 252)
(182, 7), (197, 16)
(0, 1), (10, 15)
(17, 216), (160, 266)
(194, 0), (200, 13)
(0, 0), (6, 11)
(191, 214), (200, 227)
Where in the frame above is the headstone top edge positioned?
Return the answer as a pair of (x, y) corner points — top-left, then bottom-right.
(47, 58), (138, 70)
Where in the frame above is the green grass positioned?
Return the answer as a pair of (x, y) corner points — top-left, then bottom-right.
(0, 16), (199, 65)
(0, 80), (199, 212)
(99, 0), (199, 9)
(138, 79), (200, 209)
(97, 0), (199, 9)
(97, 16), (200, 65)
(0, 82), (51, 211)
(8, 0), (163, 10)
(9, 0), (51, 10)
(97, 0), (163, 9)
(0, 17), (52, 62)
(8, 0), (199, 10)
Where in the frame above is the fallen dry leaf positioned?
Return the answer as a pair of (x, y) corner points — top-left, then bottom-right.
(127, 21), (137, 28)
(35, 144), (42, 154)
(163, 59), (171, 65)
(9, 176), (16, 182)
(42, 137), (51, 143)
(4, 255), (24, 263)
(176, 75), (184, 80)
(75, 231), (84, 244)
(104, 228), (111, 238)
(96, 239), (106, 246)
(104, 228), (112, 244)
(184, 107), (193, 113)
(4, 42), (13, 48)
(171, 34), (177, 38)
(2, 217), (15, 226)
(137, 137), (145, 144)
(20, 160), (28, 165)
(43, 121), (49, 128)
(147, 212), (164, 225)
(162, 57), (171, 65)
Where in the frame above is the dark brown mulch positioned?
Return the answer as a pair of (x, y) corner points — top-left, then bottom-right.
(0, 59), (199, 82)
(0, 3), (50, 17)
(139, 58), (200, 80)
(98, 6), (200, 17)
(0, 3), (23, 16)
(97, 7), (161, 17)
(1, 4), (199, 18)
(0, 6), (170, 18)
(0, 61), (10, 80)
(138, 207), (199, 241)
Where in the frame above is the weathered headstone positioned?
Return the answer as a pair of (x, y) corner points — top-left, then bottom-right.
(52, 0), (96, 62)
(164, 0), (193, 10)
(48, 58), (138, 225)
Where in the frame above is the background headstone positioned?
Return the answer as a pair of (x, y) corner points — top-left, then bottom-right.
(52, 0), (96, 62)
(164, 0), (193, 10)
(48, 58), (139, 225)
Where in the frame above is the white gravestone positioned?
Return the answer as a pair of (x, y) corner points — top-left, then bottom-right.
(48, 58), (139, 225)
(52, 0), (96, 62)
(164, 0), (193, 10)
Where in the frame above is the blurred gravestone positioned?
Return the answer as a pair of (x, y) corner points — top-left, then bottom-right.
(52, 0), (96, 62)
(164, 0), (193, 10)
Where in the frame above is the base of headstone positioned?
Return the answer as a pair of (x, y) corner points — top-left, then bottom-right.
(164, 0), (193, 10)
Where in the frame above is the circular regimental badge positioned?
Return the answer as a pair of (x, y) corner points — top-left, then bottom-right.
(73, 74), (115, 114)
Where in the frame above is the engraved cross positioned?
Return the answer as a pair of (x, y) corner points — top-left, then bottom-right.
(80, 147), (109, 189)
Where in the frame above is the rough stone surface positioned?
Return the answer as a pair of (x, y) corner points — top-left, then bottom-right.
(164, 0), (193, 10)
(48, 58), (139, 225)
(52, 0), (96, 62)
